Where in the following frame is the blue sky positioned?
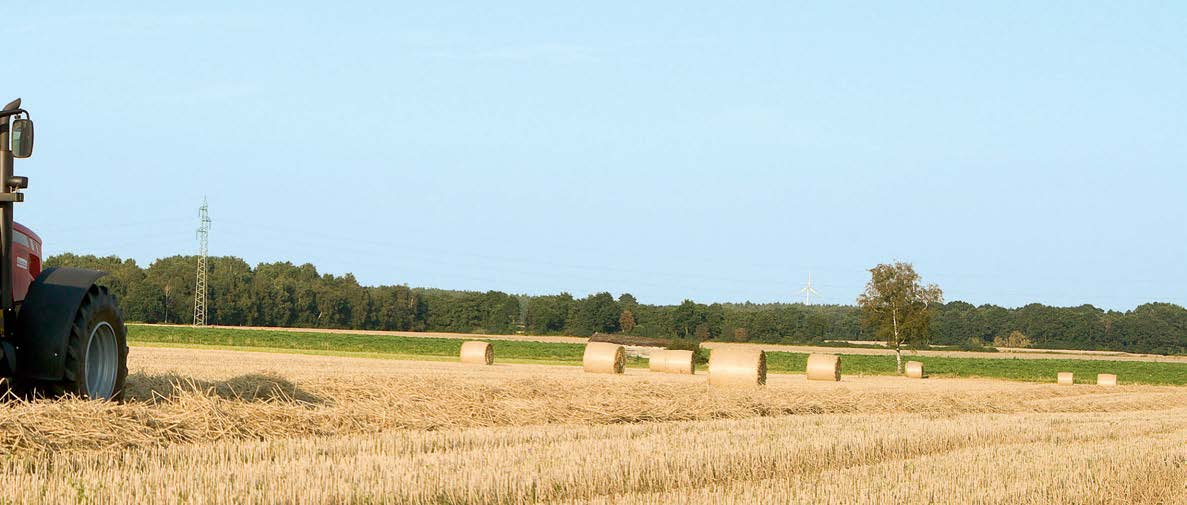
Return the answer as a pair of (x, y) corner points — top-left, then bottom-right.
(5, 2), (1185, 309)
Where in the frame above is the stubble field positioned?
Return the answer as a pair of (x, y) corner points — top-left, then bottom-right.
(2, 346), (1185, 504)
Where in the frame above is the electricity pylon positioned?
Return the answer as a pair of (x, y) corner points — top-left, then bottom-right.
(193, 197), (211, 326)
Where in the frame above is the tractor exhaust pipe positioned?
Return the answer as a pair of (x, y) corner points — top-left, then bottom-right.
(0, 97), (26, 337)
(0, 99), (14, 329)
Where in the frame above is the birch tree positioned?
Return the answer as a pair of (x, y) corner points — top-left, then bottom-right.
(857, 262), (943, 373)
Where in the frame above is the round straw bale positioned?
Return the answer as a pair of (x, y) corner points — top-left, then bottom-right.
(904, 360), (924, 379)
(1097, 373), (1117, 386)
(708, 348), (766, 386)
(662, 350), (695, 375)
(459, 341), (493, 365)
(805, 353), (841, 381)
(583, 342), (626, 374)
(649, 350), (670, 372)
(1057, 372), (1074, 385)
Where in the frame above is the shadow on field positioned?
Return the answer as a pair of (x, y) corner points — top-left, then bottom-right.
(122, 372), (325, 405)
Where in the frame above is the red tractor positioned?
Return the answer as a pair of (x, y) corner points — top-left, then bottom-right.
(0, 98), (128, 400)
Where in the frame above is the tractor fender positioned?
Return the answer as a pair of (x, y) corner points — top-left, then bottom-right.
(12, 267), (107, 381)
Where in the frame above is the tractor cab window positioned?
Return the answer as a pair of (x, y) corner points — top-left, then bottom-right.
(12, 231), (30, 249)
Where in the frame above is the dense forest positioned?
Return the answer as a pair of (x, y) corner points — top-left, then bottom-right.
(45, 254), (1187, 355)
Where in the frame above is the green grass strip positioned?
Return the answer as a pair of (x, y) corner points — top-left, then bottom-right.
(765, 352), (1187, 385)
(127, 325), (647, 367)
(128, 326), (1187, 385)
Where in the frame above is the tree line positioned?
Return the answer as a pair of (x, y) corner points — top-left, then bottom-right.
(45, 254), (1187, 355)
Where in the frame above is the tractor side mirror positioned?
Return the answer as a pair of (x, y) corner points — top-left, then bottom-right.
(11, 118), (33, 158)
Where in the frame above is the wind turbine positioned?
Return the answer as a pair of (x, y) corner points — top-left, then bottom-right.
(799, 273), (820, 305)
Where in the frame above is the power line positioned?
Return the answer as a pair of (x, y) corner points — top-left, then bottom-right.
(192, 197), (210, 326)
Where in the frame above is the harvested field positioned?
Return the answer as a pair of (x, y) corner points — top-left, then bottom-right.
(2, 346), (1185, 503)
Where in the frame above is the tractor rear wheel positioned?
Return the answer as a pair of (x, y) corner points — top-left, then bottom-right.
(10, 285), (128, 401)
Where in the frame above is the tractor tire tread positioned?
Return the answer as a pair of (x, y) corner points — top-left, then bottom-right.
(8, 285), (128, 401)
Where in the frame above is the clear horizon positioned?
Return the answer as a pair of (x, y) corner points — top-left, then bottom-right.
(7, 3), (1185, 311)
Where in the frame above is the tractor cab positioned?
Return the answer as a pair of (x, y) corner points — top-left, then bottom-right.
(11, 222), (41, 303)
